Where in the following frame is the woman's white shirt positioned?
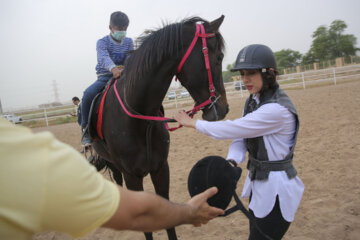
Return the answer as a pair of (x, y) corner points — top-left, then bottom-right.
(195, 94), (304, 222)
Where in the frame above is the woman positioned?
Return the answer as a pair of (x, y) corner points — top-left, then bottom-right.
(175, 44), (304, 240)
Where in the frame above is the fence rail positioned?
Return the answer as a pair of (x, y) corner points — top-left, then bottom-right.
(281, 56), (360, 74)
(4, 64), (360, 127)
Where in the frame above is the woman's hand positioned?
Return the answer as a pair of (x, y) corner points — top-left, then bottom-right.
(174, 110), (197, 128)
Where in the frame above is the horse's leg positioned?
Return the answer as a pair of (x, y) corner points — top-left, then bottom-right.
(123, 173), (153, 240)
(89, 154), (107, 172)
(106, 162), (123, 186)
(150, 161), (177, 240)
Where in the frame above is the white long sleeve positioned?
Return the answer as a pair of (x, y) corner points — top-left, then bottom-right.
(226, 138), (246, 164)
(195, 103), (293, 140)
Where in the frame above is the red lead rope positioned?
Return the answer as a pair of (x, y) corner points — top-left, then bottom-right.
(111, 23), (216, 132)
(113, 78), (182, 131)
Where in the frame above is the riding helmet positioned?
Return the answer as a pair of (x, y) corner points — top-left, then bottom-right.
(188, 156), (242, 210)
(231, 44), (277, 71)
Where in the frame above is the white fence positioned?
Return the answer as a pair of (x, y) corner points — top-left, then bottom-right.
(6, 64), (360, 126)
(277, 64), (360, 89)
(7, 105), (77, 126)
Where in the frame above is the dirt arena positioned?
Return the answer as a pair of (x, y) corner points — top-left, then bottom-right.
(33, 80), (360, 240)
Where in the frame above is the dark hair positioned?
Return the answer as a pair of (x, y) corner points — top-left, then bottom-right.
(241, 68), (278, 92)
(110, 11), (129, 28)
(261, 68), (279, 90)
(72, 96), (80, 102)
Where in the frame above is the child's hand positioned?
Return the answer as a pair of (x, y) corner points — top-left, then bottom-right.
(111, 67), (123, 78)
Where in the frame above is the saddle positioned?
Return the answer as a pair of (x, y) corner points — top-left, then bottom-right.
(88, 78), (115, 142)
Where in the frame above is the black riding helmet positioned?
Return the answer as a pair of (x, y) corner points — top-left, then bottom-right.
(231, 44), (278, 94)
(188, 156), (242, 211)
(231, 44), (277, 71)
(188, 156), (274, 239)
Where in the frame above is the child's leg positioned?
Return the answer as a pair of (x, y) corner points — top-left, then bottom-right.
(81, 75), (112, 129)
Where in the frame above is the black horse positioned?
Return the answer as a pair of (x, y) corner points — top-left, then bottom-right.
(89, 15), (228, 240)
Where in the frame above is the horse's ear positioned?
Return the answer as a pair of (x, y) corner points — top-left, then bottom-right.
(208, 15), (225, 33)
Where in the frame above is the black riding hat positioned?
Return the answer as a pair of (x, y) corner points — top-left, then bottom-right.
(231, 44), (277, 72)
(188, 156), (242, 210)
(188, 156), (274, 239)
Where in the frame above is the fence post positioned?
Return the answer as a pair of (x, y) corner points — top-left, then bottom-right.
(44, 108), (49, 126)
(333, 68), (337, 85)
(302, 72), (306, 89)
(174, 94), (178, 109)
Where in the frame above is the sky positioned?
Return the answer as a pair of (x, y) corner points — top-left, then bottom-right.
(0, 0), (359, 111)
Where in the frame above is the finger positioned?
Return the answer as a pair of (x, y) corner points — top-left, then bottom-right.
(209, 206), (225, 216)
(202, 187), (218, 199)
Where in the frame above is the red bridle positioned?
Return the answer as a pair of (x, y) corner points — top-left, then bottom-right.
(176, 23), (217, 112)
(113, 23), (218, 131)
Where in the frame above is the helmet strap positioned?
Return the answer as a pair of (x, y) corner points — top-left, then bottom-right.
(219, 192), (246, 216)
(260, 70), (270, 95)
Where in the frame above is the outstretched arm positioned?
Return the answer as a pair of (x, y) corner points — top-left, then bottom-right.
(102, 186), (224, 232)
(174, 110), (197, 128)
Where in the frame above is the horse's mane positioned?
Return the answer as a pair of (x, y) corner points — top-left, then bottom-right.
(122, 16), (224, 93)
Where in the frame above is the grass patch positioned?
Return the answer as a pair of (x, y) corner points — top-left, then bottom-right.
(278, 79), (301, 85)
(21, 116), (78, 128)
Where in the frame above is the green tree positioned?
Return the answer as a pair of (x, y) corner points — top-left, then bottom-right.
(303, 20), (358, 63)
(302, 50), (316, 65)
(328, 20), (358, 58)
(274, 49), (302, 73)
(222, 63), (237, 83)
(311, 25), (331, 61)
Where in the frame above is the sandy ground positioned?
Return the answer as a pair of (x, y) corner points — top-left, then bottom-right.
(32, 81), (360, 240)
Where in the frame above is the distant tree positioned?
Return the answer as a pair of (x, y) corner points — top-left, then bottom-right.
(222, 63), (237, 83)
(274, 49), (302, 72)
(311, 25), (331, 61)
(303, 20), (358, 64)
(328, 20), (358, 58)
(302, 50), (316, 65)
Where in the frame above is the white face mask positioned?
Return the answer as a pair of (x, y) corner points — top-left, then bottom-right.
(111, 30), (126, 41)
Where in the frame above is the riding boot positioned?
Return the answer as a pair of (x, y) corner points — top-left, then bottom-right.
(81, 127), (93, 146)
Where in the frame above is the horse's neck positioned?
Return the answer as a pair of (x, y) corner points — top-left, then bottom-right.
(122, 64), (175, 115)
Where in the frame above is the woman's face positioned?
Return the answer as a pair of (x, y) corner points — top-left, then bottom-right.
(240, 69), (263, 94)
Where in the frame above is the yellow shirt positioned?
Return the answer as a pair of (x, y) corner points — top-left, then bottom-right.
(0, 118), (120, 239)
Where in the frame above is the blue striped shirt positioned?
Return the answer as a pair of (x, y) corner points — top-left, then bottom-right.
(95, 35), (134, 76)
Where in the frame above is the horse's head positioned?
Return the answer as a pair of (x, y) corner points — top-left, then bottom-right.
(177, 15), (228, 121)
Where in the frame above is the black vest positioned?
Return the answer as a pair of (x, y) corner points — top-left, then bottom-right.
(244, 85), (299, 181)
